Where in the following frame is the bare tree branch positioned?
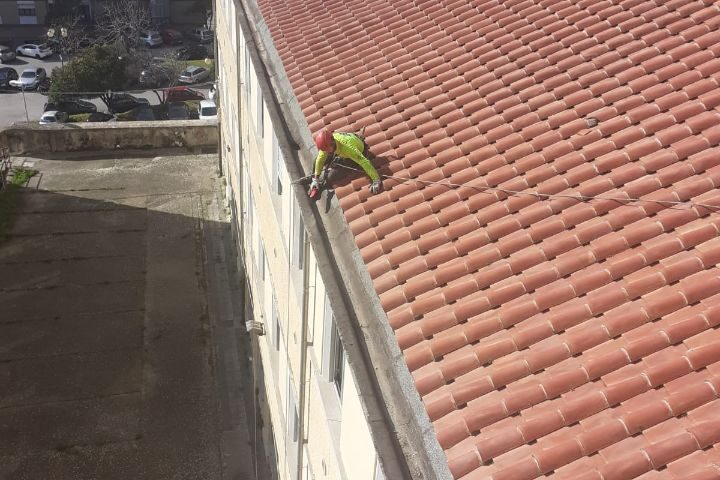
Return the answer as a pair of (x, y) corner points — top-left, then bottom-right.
(96, 0), (152, 51)
(47, 14), (90, 56)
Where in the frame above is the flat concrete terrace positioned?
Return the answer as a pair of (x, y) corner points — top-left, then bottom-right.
(0, 152), (263, 479)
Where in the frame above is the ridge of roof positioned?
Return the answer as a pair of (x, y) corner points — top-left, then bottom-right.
(256, 0), (720, 478)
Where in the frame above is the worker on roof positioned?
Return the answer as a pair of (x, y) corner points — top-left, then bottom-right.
(311, 129), (382, 194)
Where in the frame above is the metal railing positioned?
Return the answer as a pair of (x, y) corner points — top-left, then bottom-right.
(0, 148), (10, 191)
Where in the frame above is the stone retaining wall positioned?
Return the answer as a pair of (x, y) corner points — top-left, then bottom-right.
(0, 121), (218, 154)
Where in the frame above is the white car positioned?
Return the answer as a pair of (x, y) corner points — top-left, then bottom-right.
(9, 67), (47, 89)
(15, 43), (53, 59)
(178, 66), (210, 84)
(140, 31), (163, 48)
(39, 110), (69, 124)
(198, 100), (217, 121)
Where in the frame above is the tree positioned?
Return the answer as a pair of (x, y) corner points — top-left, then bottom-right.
(96, 0), (151, 52)
(46, 13), (91, 59)
(49, 44), (129, 109)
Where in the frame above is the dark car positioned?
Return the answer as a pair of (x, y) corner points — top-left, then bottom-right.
(109, 93), (150, 113)
(0, 67), (18, 90)
(164, 86), (205, 103)
(134, 105), (155, 121)
(166, 101), (189, 120)
(175, 44), (207, 61)
(44, 97), (97, 115)
(161, 28), (183, 45)
(86, 112), (115, 122)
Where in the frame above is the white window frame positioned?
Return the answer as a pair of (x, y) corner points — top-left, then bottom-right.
(272, 133), (283, 196)
(331, 324), (344, 400)
(321, 296), (345, 401)
(291, 201), (304, 270)
(271, 292), (280, 351)
(286, 377), (300, 480)
(256, 94), (264, 138)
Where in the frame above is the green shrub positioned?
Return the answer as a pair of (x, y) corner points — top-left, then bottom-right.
(68, 113), (91, 122)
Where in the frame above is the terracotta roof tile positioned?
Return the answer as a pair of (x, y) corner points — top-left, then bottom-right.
(258, 0), (720, 477)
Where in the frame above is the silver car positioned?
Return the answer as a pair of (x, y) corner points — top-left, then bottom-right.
(187, 27), (214, 43)
(9, 67), (47, 89)
(140, 31), (163, 48)
(39, 110), (69, 124)
(0, 45), (16, 63)
(178, 66), (210, 84)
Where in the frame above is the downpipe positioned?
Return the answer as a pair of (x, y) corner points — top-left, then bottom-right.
(296, 233), (311, 480)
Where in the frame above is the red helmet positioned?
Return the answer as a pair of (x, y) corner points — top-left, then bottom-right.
(314, 129), (334, 153)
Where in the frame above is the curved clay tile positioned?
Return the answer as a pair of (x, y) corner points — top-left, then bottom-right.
(257, 0), (720, 478)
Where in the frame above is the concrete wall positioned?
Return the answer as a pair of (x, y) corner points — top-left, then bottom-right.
(0, 121), (218, 154)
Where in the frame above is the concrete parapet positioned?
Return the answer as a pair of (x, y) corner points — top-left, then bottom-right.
(0, 121), (218, 155)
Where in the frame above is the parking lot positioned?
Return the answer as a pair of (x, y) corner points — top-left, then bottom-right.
(0, 43), (212, 127)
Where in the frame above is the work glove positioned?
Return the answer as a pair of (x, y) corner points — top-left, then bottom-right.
(369, 179), (382, 195)
(308, 176), (320, 195)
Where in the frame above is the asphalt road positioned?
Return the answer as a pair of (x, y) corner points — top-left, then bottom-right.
(0, 45), (210, 127)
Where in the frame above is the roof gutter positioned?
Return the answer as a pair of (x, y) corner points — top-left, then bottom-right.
(234, 1), (452, 479)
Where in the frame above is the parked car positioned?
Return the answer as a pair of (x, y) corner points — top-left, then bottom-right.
(9, 67), (47, 89)
(139, 57), (170, 87)
(86, 112), (115, 122)
(0, 67), (18, 90)
(39, 110), (69, 124)
(164, 86), (205, 103)
(140, 68), (161, 87)
(167, 101), (189, 120)
(161, 28), (184, 45)
(186, 27), (213, 43)
(178, 66), (210, 84)
(15, 43), (53, 59)
(0, 45), (16, 63)
(108, 93), (150, 113)
(175, 44), (207, 60)
(134, 105), (156, 121)
(44, 97), (97, 115)
(198, 99), (217, 121)
(140, 31), (163, 48)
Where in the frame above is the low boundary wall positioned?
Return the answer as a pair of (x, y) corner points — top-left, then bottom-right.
(0, 121), (218, 155)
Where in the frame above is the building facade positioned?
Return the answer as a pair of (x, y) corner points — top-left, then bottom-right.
(215, 2), (390, 480)
(0, 0), (48, 25)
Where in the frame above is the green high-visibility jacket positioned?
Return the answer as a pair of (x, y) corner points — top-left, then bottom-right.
(313, 132), (379, 181)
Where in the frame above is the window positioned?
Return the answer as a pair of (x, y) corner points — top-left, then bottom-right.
(331, 323), (344, 400)
(18, 7), (36, 15)
(291, 202), (304, 270)
(259, 245), (266, 281)
(321, 297), (346, 401)
(374, 460), (385, 480)
(245, 189), (255, 248)
(244, 46), (251, 95)
(272, 134), (283, 195)
(256, 95), (264, 138)
(286, 378), (300, 479)
(271, 292), (280, 351)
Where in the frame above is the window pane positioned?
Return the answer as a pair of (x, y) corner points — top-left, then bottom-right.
(332, 325), (344, 400)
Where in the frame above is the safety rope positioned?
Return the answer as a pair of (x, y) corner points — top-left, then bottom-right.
(326, 163), (720, 213)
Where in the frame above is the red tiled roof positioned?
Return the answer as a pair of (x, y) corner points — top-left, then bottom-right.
(257, 0), (720, 478)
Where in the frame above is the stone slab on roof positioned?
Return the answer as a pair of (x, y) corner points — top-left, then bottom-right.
(256, 0), (720, 478)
